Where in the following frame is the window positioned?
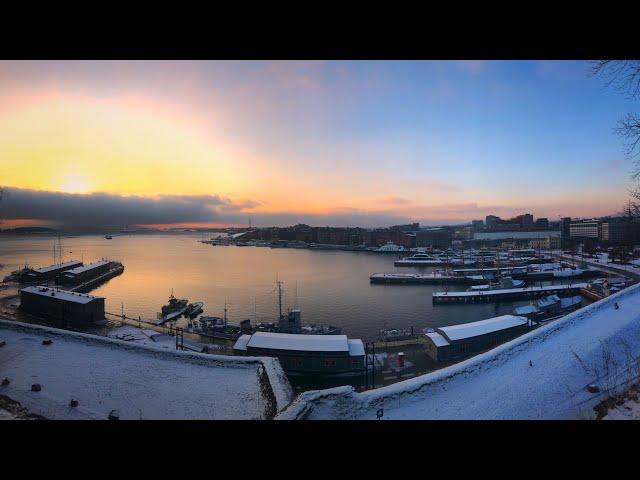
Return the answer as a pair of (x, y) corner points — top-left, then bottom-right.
(322, 359), (337, 368)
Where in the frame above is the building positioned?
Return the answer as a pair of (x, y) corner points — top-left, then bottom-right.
(529, 235), (561, 250)
(471, 220), (484, 231)
(424, 315), (533, 362)
(20, 286), (105, 324)
(469, 230), (561, 248)
(233, 332), (365, 376)
(57, 260), (112, 286)
(600, 219), (640, 245)
(569, 219), (602, 239)
(534, 218), (549, 229)
(485, 215), (500, 229)
(19, 260), (83, 283)
(415, 227), (452, 248)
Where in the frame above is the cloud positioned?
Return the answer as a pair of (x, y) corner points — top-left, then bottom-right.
(378, 196), (412, 205)
(0, 187), (234, 227)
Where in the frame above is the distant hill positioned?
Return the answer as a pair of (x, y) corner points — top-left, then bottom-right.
(0, 227), (59, 234)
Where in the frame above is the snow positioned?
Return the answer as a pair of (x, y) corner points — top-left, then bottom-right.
(560, 296), (582, 309)
(603, 396), (640, 420)
(538, 295), (560, 308)
(433, 283), (587, 298)
(33, 260), (83, 274)
(515, 305), (538, 315)
(62, 260), (111, 275)
(0, 319), (293, 419)
(21, 286), (103, 305)
(437, 315), (528, 341)
(277, 283), (640, 420)
(425, 332), (450, 347)
(348, 339), (365, 356)
(233, 334), (251, 351)
(243, 332), (350, 352)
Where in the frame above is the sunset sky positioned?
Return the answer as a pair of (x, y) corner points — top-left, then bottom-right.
(0, 60), (635, 228)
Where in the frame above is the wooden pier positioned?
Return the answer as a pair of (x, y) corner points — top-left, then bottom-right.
(432, 283), (587, 304)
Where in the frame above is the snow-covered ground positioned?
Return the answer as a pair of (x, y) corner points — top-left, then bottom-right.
(278, 283), (640, 420)
(0, 319), (292, 420)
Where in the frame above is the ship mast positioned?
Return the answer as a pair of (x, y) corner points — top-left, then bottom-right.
(276, 280), (284, 320)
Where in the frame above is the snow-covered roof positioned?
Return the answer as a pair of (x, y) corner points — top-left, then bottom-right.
(21, 286), (103, 305)
(33, 260), (82, 274)
(233, 334), (251, 351)
(538, 295), (560, 308)
(425, 332), (450, 347)
(560, 296), (582, 308)
(0, 320), (292, 420)
(62, 260), (111, 275)
(437, 315), (528, 342)
(514, 305), (538, 315)
(245, 332), (350, 352)
(348, 339), (365, 357)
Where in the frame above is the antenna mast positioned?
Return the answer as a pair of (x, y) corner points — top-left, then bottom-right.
(276, 280), (283, 320)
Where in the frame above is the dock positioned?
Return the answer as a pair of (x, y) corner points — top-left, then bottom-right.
(370, 273), (484, 285)
(432, 283), (587, 304)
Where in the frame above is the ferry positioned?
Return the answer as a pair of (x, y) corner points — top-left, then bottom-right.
(155, 293), (189, 325)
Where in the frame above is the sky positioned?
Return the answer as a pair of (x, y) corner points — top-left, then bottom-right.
(0, 60), (636, 229)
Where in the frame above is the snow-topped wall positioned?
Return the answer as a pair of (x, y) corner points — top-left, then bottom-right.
(0, 319), (293, 420)
(278, 283), (640, 420)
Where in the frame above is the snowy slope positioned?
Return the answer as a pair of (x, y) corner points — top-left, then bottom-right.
(0, 320), (292, 420)
(278, 283), (640, 420)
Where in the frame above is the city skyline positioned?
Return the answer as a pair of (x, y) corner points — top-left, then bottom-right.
(0, 60), (635, 229)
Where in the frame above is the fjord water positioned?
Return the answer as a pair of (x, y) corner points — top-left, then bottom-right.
(1, 233), (538, 341)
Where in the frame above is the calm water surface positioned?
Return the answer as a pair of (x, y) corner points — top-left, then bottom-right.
(1, 233), (571, 341)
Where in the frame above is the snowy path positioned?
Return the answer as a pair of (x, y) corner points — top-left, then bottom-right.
(279, 284), (640, 420)
(0, 320), (292, 420)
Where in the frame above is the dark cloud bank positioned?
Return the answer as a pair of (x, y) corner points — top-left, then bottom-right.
(0, 187), (417, 229)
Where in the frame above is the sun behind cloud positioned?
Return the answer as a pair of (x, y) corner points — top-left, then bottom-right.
(59, 173), (91, 193)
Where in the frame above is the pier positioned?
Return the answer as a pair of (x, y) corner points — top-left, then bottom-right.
(432, 283), (587, 304)
(370, 273), (483, 285)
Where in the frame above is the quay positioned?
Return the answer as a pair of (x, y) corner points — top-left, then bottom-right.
(370, 273), (484, 285)
(432, 283), (587, 304)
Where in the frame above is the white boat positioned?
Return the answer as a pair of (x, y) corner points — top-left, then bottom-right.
(376, 241), (406, 252)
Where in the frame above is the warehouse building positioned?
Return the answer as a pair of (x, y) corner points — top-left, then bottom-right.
(20, 286), (105, 324)
(233, 332), (365, 376)
(19, 260), (83, 283)
(424, 315), (533, 362)
(57, 260), (112, 286)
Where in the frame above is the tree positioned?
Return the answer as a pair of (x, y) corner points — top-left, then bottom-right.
(591, 61), (640, 215)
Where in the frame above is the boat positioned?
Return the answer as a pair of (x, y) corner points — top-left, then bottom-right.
(185, 301), (204, 318)
(375, 241), (406, 252)
(190, 316), (243, 340)
(514, 294), (583, 322)
(104, 235), (113, 239)
(155, 293), (189, 325)
(379, 327), (415, 342)
(466, 276), (525, 292)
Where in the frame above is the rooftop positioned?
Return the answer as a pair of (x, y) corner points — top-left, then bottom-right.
(21, 286), (103, 305)
(437, 315), (529, 342)
(33, 260), (82, 274)
(243, 332), (351, 352)
(0, 320), (292, 420)
(62, 260), (111, 275)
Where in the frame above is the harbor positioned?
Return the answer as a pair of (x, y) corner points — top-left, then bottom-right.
(1, 233), (638, 392)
